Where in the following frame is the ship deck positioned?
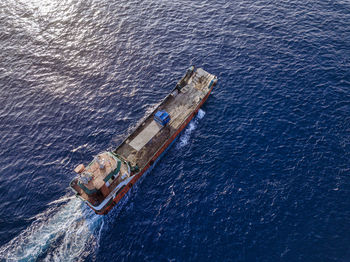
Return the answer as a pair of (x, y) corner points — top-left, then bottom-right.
(114, 68), (216, 170)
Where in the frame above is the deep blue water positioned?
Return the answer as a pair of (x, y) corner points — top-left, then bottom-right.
(0, 0), (349, 261)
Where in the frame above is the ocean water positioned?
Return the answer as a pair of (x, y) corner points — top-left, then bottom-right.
(0, 0), (349, 261)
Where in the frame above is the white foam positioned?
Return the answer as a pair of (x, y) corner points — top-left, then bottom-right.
(0, 197), (104, 262)
(197, 108), (206, 119)
(177, 109), (206, 148)
(46, 195), (75, 206)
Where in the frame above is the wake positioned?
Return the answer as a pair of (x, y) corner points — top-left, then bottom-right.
(0, 197), (103, 262)
(177, 109), (206, 149)
(0, 184), (135, 262)
(0, 109), (206, 261)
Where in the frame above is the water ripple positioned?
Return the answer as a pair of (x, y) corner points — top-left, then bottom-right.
(0, 0), (349, 261)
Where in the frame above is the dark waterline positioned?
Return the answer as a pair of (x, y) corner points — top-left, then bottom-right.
(0, 0), (349, 261)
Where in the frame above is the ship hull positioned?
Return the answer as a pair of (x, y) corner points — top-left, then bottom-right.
(90, 85), (214, 215)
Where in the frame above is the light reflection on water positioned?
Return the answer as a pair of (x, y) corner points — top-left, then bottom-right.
(0, 0), (349, 260)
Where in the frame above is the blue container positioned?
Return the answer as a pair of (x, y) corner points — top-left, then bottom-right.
(154, 110), (170, 126)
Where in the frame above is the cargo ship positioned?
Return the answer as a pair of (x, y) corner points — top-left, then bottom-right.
(70, 66), (217, 215)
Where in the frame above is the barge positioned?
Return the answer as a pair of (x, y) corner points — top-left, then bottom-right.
(70, 66), (217, 215)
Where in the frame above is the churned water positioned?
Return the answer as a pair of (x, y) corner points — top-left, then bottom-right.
(0, 0), (349, 261)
